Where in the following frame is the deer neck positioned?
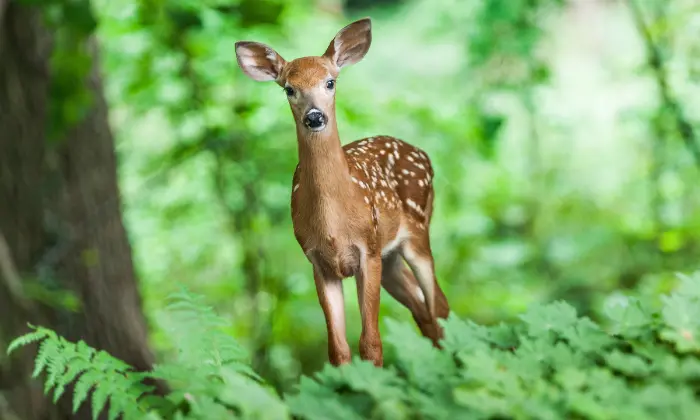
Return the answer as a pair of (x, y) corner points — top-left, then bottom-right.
(296, 119), (351, 200)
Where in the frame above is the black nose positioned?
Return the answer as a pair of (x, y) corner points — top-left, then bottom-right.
(304, 110), (326, 129)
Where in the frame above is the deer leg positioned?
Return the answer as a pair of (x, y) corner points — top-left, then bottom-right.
(381, 252), (444, 347)
(312, 265), (351, 366)
(355, 251), (383, 366)
(401, 236), (450, 341)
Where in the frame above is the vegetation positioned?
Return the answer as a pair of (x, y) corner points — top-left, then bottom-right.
(2, 0), (700, 418)
(9, 272), (700, 419)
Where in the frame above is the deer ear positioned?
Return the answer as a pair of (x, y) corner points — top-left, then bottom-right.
(323, 18), (372, 70)
(235, 41), (286, 82)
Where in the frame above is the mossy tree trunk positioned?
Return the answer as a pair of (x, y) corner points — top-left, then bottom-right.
(0, 3), (160, 419)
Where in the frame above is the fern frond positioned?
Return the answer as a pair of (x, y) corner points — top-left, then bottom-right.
(33, 337), (58, 378)
(161, 287), (254, 375)
(43, 340), (68, 394)
(72, 369), (101, 414)
(9, 290), (280, 419)
(91, 380), (111, 419)
(6, 325), (54, 355)
(53, 363), (89, 403)
(7, 323), (160, 419)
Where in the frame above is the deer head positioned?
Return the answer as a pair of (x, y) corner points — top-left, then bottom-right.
(235, 18), (372, 134)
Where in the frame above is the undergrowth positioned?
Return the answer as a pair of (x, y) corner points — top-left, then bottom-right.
(7, 273), (700, 419)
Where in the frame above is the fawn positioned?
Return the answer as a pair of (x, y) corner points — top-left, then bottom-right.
(235, 17), (450, 367)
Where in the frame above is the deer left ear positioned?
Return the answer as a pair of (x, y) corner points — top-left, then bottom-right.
(235, 41), (287, 83)
(323, 18), (372, 70)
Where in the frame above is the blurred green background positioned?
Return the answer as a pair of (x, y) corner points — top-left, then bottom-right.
(91, 0), (699, 393)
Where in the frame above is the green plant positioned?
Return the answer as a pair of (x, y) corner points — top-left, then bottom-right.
(7, 288), (289, 420)
(287, 272), (700, 420)
(8, 273), (700, 419)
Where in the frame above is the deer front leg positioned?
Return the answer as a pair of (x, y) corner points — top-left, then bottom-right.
(312, 265), (351, 366)
(356, 251), (383, 366)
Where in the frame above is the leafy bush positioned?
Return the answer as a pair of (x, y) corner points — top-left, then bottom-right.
(8, 273), (700, 419)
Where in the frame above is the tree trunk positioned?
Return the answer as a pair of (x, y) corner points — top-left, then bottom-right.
(0, 3), (160, 419)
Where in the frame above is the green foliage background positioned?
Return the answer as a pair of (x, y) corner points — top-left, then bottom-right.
(40, 0), (700, 397)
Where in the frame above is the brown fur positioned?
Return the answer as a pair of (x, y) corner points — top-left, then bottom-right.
(236, 18), (450, 367)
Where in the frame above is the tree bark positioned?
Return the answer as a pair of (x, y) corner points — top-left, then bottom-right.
(0, 3), (160, 419)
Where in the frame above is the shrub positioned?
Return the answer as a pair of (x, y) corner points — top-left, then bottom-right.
(8, 273), (700, 419)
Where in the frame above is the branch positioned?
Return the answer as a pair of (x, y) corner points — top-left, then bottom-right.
(626, 0), (700, 170)
(0, 231), (30, 311)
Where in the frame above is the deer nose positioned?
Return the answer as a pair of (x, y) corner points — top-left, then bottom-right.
(304, 109), (326, 130)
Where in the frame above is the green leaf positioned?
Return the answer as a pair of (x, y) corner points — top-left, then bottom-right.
(286, 377), (365, 420)
(439, 314), (492, 354)
(604, 350), (651, 377)
(659, 293), (700, 352)
(562, 317), (614, 353)
(603, 297), (652, 337)
(6, 326), (51, 355)
(53, 363), (88, 403)
(518, 301), (579, 339)
(73, 370), (101, 413)
(91, 382), (111, 420)
(33, 339), (56, 378)
(217, 368), (290, 419)
(384, 319), (456, 391)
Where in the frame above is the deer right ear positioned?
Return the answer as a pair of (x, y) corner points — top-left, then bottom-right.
(324, 18), (372, 70)
(235, 41), (286, 82)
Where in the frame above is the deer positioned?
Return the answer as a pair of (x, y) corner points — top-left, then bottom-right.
(235, 17), (450, 367)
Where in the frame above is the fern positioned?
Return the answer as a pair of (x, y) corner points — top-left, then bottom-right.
(8, 326), (152, 419)
(149, 287), (283, 419)
(157, 288), (259, 378)
(6, 287), (287, 420)
(8, 273), (700, 419)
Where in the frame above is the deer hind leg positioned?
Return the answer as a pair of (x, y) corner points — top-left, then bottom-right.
(400, 233), (450, 344)
(381, 251), (447, 347)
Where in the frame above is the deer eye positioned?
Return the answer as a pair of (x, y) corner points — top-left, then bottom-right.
(284, 87), (295, 96)
(326, 79), (335, 90)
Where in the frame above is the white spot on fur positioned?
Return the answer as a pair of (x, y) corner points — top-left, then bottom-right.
(415, 285), (425, 302)
(406, 199), (425, 215)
